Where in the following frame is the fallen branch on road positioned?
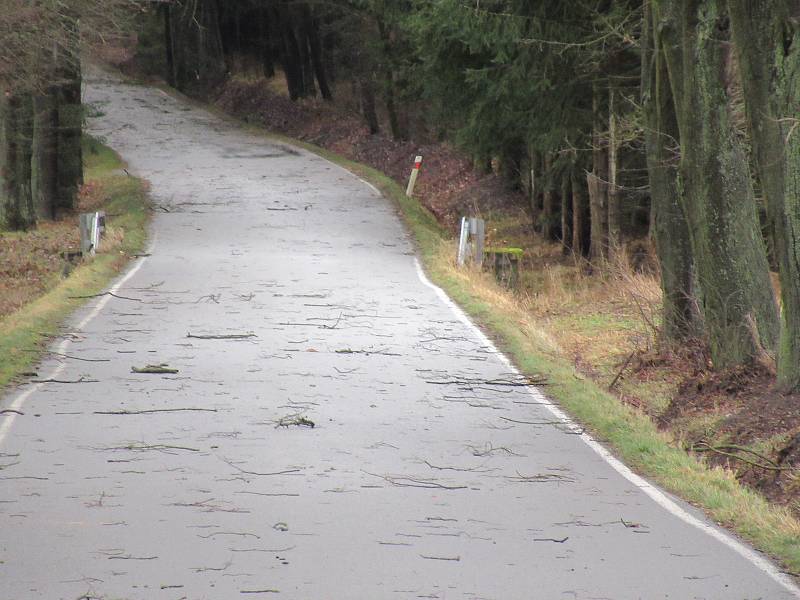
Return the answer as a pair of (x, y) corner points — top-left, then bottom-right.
(187, 333), (256, 340)
(69, 291), (142, 302)
(94, 408), (217, 415)
(131, 364), (179, 374)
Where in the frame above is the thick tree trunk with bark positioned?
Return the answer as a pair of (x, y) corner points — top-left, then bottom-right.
(571, 168), (590, 257)
(729, 0), (800, 390)
(656, 0), (779, 367)
(642, 1), (699, 344)
(295, 10), (317, 97)
(360, 77), (379, 134)
(561, 168), (572, 254)
(272, 2), (304, 100)
(1, 92), (35, 230)
(32, 90), (59, 221)
(55, 38), (82, 216)
(541, 153), (558, 241)
(260, 5), (275, 79)
(527, 147), (540, 231)
(376, 18), (405, 141)
(299, 4), (332, 100)
(162, 4), (176, 87)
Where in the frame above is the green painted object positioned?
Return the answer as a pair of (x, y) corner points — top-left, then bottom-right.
(484, 247), (523, 257)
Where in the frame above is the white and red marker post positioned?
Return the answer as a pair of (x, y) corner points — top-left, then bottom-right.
(405, 155), (423, 197)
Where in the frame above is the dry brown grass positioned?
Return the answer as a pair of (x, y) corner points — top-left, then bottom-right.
(432, 229), (672, 412)
(0, 175), (131, 318)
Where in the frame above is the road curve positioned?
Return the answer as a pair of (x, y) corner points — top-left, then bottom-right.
(0, 70), (797, 600)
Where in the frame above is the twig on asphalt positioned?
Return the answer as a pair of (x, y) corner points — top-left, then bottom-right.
(94, 408), (217, 415)
(363, 471), (468, 490)
(221, 457), (302, 476)
(187, 333), (256, 340)
(335, 348), (401, 356)
(499, 416), (565, 426)
(69, 291), (142, 302)
(506, 471), (576, 483)
(31, 376), (99, 384)
(275, 414), (315, 429)
(423, 460), (492, 473)
(25, 349), (110, 363)
(131, 364), (179, 374)
(466, 442), (522, 457)
(197, 531), (260, 539)
(196, 294), (220, 304)
(103, 443), (200, 453)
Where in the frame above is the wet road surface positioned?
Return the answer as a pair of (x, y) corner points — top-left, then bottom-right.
(0, 70), (798, 600)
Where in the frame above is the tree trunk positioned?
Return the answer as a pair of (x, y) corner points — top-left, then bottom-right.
(561, 168), (572, 254)
(163, 4), (176, 87)
(571, 168), (590, 257)
(376, 18), (405, 141)
(541, 153), (558, 241)
(528, 147), (540, 231)
(300, 4), (332, 100)
(642, 0), (699, 344)
(260, 5), (275, 79)
(360, 77), (379, 134)
(1, 92), (34, 230)
(607, 84), (623, 261)
(729, 0), (800, 390)
(32, 90), (59, 221)
(589, 83), (609, 262)
(656, 0), (779, 367)
(54, 16), (82, 217)
(295, 8), (316, 97)
(272, 2), (303, 100)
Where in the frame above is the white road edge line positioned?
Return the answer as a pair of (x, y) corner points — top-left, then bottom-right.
(411, 256), (800, 596)
(0, 233), (156, 448)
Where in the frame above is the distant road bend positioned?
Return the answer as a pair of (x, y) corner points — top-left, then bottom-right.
(0, 69), (798, 599)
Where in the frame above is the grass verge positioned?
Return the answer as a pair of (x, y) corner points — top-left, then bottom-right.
(0, 137), (149, 391)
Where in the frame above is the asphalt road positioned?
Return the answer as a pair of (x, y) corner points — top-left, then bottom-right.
(0, 70), (798, 600)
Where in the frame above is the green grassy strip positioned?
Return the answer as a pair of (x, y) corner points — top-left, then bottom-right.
(0, 138), (149, 390)
(278, 138), (800, 573)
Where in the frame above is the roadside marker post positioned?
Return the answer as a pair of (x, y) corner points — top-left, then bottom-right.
(406, 155), (423, 197)
(457, 216), (485, 267)
(79, 211), (106, 257)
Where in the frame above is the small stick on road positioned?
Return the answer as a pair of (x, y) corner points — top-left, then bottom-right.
(187, 333), (256, 340)
(69, 291), (142, 302)
(94, 408), (217, 415)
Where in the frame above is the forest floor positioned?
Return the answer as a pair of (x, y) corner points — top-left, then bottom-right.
(209, 73), (800, 518)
